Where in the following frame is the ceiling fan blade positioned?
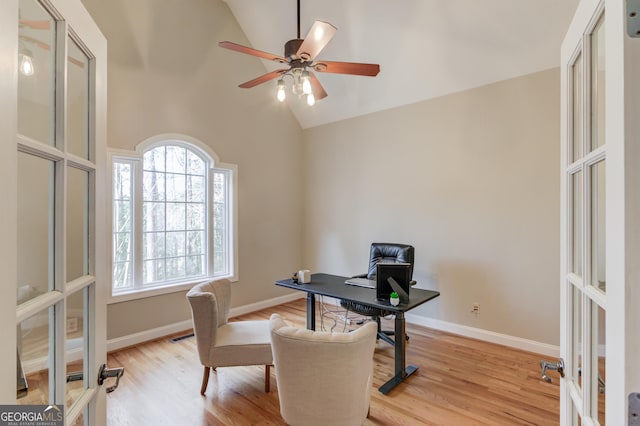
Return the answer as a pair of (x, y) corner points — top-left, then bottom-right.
(19, 35), (85, 68)
(296, 21), (337, 62)
(19, 35), (50, 51)
(218, 41), (287, 63)
(313, 61), (380, 77)
(19, 19), (51, 30)
(309, 72), (327, 100)
(238, 69), (288, 88)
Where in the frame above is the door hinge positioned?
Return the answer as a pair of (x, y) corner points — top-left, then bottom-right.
(627, 0), (640, 37)
(630, 393), (640, 425)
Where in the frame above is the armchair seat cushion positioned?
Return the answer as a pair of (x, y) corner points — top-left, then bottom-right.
(210, 320), (272, 367)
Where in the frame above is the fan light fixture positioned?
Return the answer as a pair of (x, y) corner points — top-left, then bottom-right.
(276, 69), (315, 106)
(19, 47), (34, 76)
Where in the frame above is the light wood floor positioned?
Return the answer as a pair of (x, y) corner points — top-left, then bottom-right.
(106, 298), (560, 425)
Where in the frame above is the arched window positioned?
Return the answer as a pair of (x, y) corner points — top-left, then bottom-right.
(111, 136), (236, 298)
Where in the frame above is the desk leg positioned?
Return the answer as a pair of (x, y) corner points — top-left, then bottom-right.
(378, 312), (419, 395)
(306, 293), (316, 331)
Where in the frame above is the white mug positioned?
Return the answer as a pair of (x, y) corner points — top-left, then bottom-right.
(298, 269), (312, 284)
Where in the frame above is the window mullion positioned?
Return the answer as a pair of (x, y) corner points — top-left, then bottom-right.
(134, 159), (144, 290)
(207, 167), (214, 276)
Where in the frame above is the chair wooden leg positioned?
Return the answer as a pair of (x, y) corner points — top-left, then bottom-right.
(200, 366), (210, 395)
(264, 365), (271, 392)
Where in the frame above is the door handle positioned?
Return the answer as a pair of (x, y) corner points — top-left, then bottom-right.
(98, 364), (125, 393)
(540, 358), (565, 383)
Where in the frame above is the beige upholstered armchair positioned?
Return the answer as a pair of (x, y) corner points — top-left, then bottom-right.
(186, 279), (273, 395)
(269, 313), (377, 426)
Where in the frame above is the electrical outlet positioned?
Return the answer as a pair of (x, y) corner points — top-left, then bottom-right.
(472, 303), (480, 314)
(67, 317), (78, 333)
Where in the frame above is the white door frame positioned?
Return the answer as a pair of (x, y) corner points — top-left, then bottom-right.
(560, 0), (640, 424)
(1, 0), (108, 423)
(0, 0), (20, 404)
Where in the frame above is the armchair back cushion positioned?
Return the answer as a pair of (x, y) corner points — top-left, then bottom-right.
(270, 313), (377, 426)
(186, 279), (271, 368)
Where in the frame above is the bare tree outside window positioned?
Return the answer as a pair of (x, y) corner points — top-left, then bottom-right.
(142, 145), (206, 284)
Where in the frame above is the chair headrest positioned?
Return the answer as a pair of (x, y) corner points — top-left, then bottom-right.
(367, 243), (414, 279)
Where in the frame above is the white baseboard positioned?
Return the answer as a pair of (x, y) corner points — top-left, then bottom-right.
(404, 313), (559, 358)
(107, 292), (559, 358)
(107, 319), (195, 353)
(322, 297), (559, 358)
(228, 292), (305, 318)
(106, 292), (305, 353)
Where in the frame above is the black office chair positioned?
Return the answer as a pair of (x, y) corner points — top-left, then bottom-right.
(341, 243), (415, 345)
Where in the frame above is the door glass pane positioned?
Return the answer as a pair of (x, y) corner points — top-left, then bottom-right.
(17, 152), (55, 304)
(572, 171), (583, 276)
(590, 15), (605, 151)
(67, 167), (89, 281)
(18, 0), (57, 145)
(66, 289), (86, 407)
(67, 36), (90, 159)
(70, 413), (84, 426)
(591, 161), (606, 292)
(572, 53), (583, 162)
(17, 308), (52, 404)
(571, 284), (583, 391)
(593, 303), (606, 424)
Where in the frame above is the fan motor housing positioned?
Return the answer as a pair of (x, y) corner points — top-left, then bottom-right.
(284, 39), (304, 60)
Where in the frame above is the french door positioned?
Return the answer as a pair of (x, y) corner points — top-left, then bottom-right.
(560, 0), (640, 424)
(1, 0), (108, 424)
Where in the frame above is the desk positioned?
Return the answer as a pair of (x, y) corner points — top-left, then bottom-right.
(275, 273), (440, 394)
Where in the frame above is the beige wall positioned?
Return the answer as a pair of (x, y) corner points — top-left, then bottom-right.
(79, 0), (561, 346)
(303, 68), (561, 345)
(79, 0), (304, 339)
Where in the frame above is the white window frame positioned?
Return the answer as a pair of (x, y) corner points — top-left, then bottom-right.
(108, 134), (238, 303)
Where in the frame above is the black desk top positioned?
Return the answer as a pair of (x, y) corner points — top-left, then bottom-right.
(275, 273), (440, 313)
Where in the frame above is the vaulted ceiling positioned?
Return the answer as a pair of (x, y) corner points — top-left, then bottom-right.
(221, 0), (579, 129)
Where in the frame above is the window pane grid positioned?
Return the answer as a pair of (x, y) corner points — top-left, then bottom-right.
(112, 143), (234, 294)
(141, 146), (206, 285)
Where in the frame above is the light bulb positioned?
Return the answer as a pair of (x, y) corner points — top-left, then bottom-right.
(301, 71), (312, 95)
(306, 93), (315, 106)
(292, 71), (303, 95)
(19, 50), (34, 76)
(276, 79), (286, 102)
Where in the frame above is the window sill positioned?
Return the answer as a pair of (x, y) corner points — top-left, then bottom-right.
(107, 274), (236, 304)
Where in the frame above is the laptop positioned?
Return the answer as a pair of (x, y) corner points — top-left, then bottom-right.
(344, 277), (376, 288)
(376, 263), (411, 301)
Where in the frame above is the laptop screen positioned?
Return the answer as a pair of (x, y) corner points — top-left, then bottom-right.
(375, 262), (411, 301)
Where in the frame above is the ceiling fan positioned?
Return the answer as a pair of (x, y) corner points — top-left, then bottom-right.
(218, 0), (380, 105)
